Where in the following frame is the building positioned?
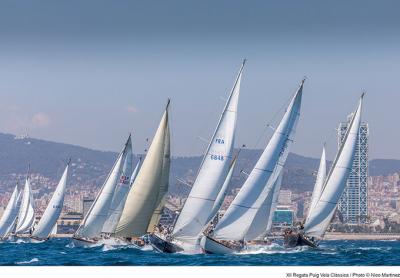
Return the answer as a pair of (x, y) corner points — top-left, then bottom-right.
(82, 197), (95, 218)
(278, 190), (292, 205)
(337, 117), (369, 224)
(272, 206), (294, 228)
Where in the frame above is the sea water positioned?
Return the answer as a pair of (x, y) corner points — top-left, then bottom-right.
(0, 239), (398, 266)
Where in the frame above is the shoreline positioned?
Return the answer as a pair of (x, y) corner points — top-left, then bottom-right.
(324, 232), (400, 240)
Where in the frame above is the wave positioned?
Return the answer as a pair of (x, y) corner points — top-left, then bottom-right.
(16, 258), (39, 265)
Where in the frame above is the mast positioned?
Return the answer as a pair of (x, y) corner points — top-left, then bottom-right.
(172, 60), (245, 245)
(212, 79), (304, 241)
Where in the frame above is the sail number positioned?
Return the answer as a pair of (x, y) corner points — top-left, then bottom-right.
(211, 154), (224, 161)
(215, 138), (225, 144)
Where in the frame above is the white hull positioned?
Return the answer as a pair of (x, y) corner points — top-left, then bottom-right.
(71, 236), (100, 248)
(200, 236), (238, 254)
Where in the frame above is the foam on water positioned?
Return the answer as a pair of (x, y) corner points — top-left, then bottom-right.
(16, 258), (39, 265)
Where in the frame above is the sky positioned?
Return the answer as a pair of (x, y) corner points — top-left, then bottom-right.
(0, 1), (399, 159)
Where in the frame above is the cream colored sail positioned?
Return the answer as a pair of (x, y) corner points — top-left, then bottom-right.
(115, 100), (170, 237)
(147, 119), (171, 233)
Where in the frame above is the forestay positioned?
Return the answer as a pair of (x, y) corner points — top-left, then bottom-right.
(172, 60), (245, 244)
(212, 80), (304, 241)
(304, 95), (363, 239)
(32, 162), (69, 239)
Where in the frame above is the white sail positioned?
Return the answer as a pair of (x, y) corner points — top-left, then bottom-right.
(304, 94), (363, 238)
(50, 223), (57, 236)
(205, 155), (237, 225)
(0, 185), (20, 238)
(172, 60), (245, 245)
(16, 177), (35, 234)
(305, 145), (327, 224)
(115, 101), (170, 237)
(212, 80), (304, 241)
(265, 171), (282, 233)
(32, 163), (69, 239)
(75, 135), (130, 238)
(245, 170), (283, 240)
(101, 139), (134, 234)
(147, 120), (171, 233)
(129, 157), (142, 186)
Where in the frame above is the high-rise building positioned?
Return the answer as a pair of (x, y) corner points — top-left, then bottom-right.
(82, 197), (95, 218)
(278, 190), (292, 205)
(337, 116), (369, 224)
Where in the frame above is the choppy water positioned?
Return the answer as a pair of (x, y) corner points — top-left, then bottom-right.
(0, 238), (399, 266)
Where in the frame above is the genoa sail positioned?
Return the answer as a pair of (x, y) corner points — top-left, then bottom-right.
(75, 135), (131, 238)
(115, 100), (171, 237)
(0, 185), (20, 238)
(212, 79), (304, 241)
(303, 94), (364, 239)
(15, 176), (35, 234)
(305, 145), (327, 224)
(32, 162), (69, 239)
(172, 60), (245, 245)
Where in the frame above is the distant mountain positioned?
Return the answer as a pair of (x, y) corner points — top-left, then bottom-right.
(0, 132), (399, 195)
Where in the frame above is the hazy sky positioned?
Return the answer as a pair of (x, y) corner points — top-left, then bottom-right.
(0, 1), (399, 159)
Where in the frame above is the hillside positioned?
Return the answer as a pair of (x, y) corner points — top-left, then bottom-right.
(0, 132), (398, 195)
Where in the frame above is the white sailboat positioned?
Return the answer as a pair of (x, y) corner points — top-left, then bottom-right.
(15, 175), (36, 236)
(0, 185), (21, 240)
(31, 161), (70, 241)
(72, 135), (133, 246)
(201, 79), (304, 254)
(284, 94), (364, 248)
(149, 60), (245, 253)
(114, 100), (171, 244)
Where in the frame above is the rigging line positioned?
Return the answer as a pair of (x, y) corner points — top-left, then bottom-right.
(252, 86), (297, 149)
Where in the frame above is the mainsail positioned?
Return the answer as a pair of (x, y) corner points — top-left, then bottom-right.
(15, 176), (35, 234)
(305, 145), (327, 224)
(101, 141), (134, 234)
(0, 185), (20, 238)
(32, 162), (69, 239)
(212, 79), (304, 241)
(303, 94), (364, 239)
(172, 60), (245, 245)
(115, 100), (171, 237)
(147, 120), (171, 233)
(75, 135), (131, 238)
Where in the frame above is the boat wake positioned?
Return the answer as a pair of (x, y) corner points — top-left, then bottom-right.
(238, 243), (308, 255)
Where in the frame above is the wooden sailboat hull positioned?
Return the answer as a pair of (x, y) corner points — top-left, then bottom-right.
(148, 234), (183, 253)
(283, 232), (318, 248)
(200, 235), (240, 254)
(29, 236), (48, 243)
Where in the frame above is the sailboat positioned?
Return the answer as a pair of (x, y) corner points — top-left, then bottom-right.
(15, 173), (36, 237)
(148, 60), (245, 253)
(200, 79), (304, 254)
(0, 185), (21, 240)
(284, 94), (364, 248)
(113, 100), (171, 245)
(72, 135), (134, 246)
(30, 161), (70, 242)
